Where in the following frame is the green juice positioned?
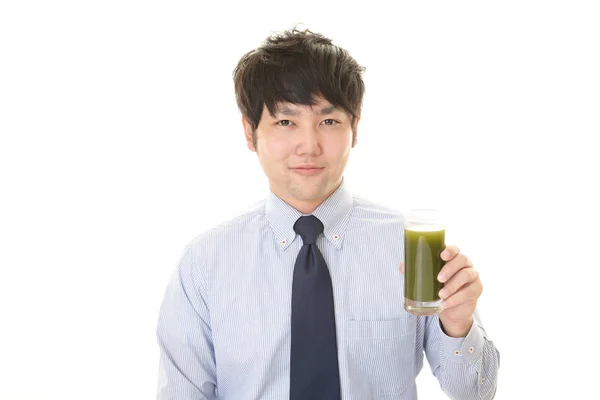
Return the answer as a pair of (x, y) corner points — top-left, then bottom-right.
(404, 228), (445, 303)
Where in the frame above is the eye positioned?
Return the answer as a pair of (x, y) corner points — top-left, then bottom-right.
(276, 120), (292, 127)
(322, 119), (338, 126)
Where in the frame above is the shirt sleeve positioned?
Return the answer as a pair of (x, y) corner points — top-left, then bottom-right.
(423, 309), (500, 399)
(156, 244), (217, 400)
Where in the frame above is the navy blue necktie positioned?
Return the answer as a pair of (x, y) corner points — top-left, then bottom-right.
(290, 215), (341, 400)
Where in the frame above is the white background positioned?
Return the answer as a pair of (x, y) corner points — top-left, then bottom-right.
(1, 1), (599, 399)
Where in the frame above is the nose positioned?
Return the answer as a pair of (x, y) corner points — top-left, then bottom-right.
(296, 125), (322, 156)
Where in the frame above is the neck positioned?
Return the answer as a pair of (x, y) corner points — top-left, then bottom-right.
(272, 180), (342, 214)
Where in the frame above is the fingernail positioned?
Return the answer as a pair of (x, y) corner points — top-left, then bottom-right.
(439, 289), (448, 298)
(441, 250), (449, 259)
(438, 272), (446, 282)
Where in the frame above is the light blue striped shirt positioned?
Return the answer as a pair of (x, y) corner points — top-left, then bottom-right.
(156, 179), (500, 399)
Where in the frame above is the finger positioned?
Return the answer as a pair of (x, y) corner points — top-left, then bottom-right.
(440, 244), (461, 262)
(438, 266), (479, 299)
(438, 254), (472, 283)
(399, 261), (404, 274)
(441, 280), (483, 309)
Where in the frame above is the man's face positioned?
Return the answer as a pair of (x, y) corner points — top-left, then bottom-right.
(243, 96), (358, 212)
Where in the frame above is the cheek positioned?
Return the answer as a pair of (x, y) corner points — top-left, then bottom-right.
(326, 135), (352, 160)
(261, 138), (293, 160)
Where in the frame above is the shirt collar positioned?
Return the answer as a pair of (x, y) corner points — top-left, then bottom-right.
(265, 178), (354, 251)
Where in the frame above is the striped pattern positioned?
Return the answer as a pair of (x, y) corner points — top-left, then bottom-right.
(156, 179), (500, 399)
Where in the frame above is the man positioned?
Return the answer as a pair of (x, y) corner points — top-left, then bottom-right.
(156, 28), (499, 399)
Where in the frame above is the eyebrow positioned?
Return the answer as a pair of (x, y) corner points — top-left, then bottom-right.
(275, 104), (338, 117)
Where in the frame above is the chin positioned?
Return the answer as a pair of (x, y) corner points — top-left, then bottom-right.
(296, 186), (331, 201)
(282, 176), (335, 200)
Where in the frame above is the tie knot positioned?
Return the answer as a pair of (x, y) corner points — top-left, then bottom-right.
(293, 215), (324, 245)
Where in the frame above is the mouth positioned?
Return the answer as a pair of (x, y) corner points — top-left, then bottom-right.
(290, 165), (325, 176)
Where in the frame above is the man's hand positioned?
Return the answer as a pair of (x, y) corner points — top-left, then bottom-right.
(400, 245), (482, 337)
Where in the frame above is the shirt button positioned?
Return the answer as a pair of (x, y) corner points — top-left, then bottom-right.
(281, 240), (287, 245)
(469, 345), (475, 353)
(454, 350), (460, 356)
(333, 234), (339, 239)
(480, 376), (485, 384)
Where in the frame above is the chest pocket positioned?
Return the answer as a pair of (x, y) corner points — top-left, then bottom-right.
(347, 316), (416, 398)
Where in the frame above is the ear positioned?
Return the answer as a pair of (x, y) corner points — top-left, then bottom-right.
(242, 116), (256, 152)
(352, 115), (360, 148)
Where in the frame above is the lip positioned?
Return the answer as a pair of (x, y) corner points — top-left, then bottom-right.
(290, 165), (324, 176)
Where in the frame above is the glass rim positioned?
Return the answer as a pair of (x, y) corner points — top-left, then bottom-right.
(405, 209), (445, 225)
